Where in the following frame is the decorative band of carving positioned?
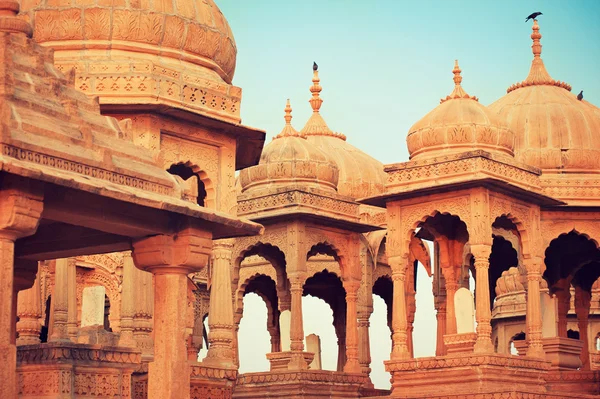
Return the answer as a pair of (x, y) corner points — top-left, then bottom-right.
(17, 343), (142, 365)
(3, 144), (175, 196)
(384, 354), (550, 372)
(236, 370), (368, 385)
(190, 365), (237, 381)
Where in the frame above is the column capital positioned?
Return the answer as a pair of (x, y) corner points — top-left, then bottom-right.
(470, 244), (491, 263)
(132, 227), (212, 274)
(0, 176), (44, 241)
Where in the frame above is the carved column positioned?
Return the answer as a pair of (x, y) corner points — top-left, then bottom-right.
(0, 177), (43, 399)
(233, 311), (243, 367)
(343, 279), (361, 373)
(575, 286), (592, 369)
(16, 275), (42, 345)
(132, 228), (212, 399)
(204, 240), (235, 368)
(406, 291), (416, 357)
(390, 255), (410, 359)
(49, 258), (70, 342)
(66, 258), (77, 340)
(524, 257), (544, 358)
(357, 308), (372, 377)
(133, 266), (154, 360)
(289, 274), (307, 368)
(119, 252), (136, 347)
(435, 298), (447, 356)
(555, 281), (571, 338)
(471, 244), (493, 353)
(443, 275), (458, 335)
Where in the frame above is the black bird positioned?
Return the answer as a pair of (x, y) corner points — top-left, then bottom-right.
(525, 12), (542, 22)
(577, 90), (584, 101)
(313, 62), (318, 72)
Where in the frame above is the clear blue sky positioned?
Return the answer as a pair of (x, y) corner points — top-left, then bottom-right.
(220, 0), (600, 165)
(215, 0), (600, 389)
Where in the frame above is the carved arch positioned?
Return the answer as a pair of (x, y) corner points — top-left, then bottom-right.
(166, 161), (216, 209)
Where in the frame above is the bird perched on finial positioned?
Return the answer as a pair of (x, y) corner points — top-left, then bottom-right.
(526, 12), (542, 22)
(313, 62), (318, 72)
(577, 90), (584, 101)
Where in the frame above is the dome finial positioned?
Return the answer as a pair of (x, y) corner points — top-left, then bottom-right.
(274, 99), (302, 140)
(0, 0), (32, 37)
(531, 19), (542, 58)
(284, 99), (293, 125)
(309, 64), (323, 113)
(440, 60), (478, 103)
(453, 60), (462, 86)
(506, 19), (572, 93)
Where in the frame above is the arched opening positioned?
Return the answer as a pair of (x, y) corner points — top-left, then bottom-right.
(509, 331), (526, 355)
(371, 276), (393, 389)
(303, 269), (344, 371)
(238, 292), (272, 373)
(489, 236), (519, 307)
(167, 162), (209, 207)
(414, 212), (468, 357)
(568, 329), (580, 340)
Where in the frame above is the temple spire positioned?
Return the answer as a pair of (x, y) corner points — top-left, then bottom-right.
(274, 99), (302, 140)
(0, 0), (32, 36)
(440, 60), (478, 103)
(301, 63), (346, 140)
(507, 19), (571, 93)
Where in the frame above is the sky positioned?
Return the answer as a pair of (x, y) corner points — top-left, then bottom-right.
(211, 0), (600, 390)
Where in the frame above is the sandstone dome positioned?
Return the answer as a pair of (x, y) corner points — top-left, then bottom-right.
(20, 0), (241, 122)
(238, 100), (339, 194)
(407, 61), (514, 161)
(489, 20), (600, 171)
(300, 69), (387, 199)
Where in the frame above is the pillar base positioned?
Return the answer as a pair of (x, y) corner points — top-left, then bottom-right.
(542, 337), (583, 370)
(385, 353), (549, 398)
(443, 332), (477, 354)
(266, 351), (314, 371)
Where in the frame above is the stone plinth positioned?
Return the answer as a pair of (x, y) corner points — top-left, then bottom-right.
(266, 351), (314, 371)
(233, 370), (369, 399)
(443, 333), (477, 354)
(385, 353), (549, 398)
(190, 364), (238, 399)
(17, 342), (141, 398)
(77, 325), (119, 346)
(545, 370), (600, 397)
(542, 337), (583, 370)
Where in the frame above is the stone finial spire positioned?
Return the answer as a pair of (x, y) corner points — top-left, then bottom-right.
(309, 66), (323, 113)
(507, 19), (571, 93)
(440, 60), (478, 103)
(0, 0), (32, 37)
(274, 99), (302, 140)
(300, 64), (346, 140)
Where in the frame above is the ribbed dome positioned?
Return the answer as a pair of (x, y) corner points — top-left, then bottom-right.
(239, 100), (339, 193)
(407, 61), (514, 161)
(21, 0), (236, 81)
(20, 0), (242, 123)
(300, 68), (386, 199)
(489, 20), (600, 171)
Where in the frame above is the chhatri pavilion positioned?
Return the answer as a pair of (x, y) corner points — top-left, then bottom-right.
(0, 0), (599, 398)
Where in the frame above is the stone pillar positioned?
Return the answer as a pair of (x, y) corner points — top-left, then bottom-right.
(471, 244), (493, 353)
(575, 286), (592, 369)
(50, 258), (70, 342)
(119, 252), (136, 347)
(357, 308), (372, 376)
(16, 275), (42, 345)
(406, 287), (416, 357)
(306, 333), (322, 370)
(288, 273), (308, 369)
(132, 228), (212, 399)
(444, 278), (458, 335)
(233, 311), (242, 367)
(524, 257), (544, 358)
(0, 176), (43, 399)
(435, 298), (447, 356)
(556, 283), (571, 339)
(343, 279), (360, 373)
(67, 258), (78, 340)
(203, 241), (235, 368)
(268, 325), (280, 353)
(133, 266), (154, 360)
(390, 255), (410, 360)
